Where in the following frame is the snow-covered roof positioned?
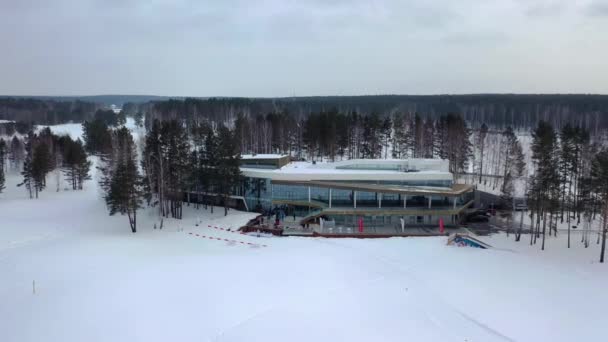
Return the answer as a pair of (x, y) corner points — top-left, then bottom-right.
(241, 159), (453, 182)
(241, 154), (289, 160)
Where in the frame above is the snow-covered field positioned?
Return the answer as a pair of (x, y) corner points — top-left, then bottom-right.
(1, 122), (608, 342)
(2, 166), (608, 342)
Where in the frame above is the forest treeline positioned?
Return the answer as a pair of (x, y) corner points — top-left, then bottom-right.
(3, 95), (608, 131)
(140, 95), (608, 133)
(0, 98), (99, 125)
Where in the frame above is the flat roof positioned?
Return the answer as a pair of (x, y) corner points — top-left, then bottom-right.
(241, 159), (453, 182)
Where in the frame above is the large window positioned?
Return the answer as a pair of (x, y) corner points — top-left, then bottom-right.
(331, 189), (353, 207)
(310, 186), (329, 205)
(243, 177), (272, 211)
(355, 191), (378, 207)
(272, 183), (309, 202)
(380, 193), (400, 207)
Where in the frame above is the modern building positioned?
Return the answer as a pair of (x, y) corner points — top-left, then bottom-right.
(233, 155), (475, 233)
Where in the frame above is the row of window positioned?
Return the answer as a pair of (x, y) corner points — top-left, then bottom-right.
(240, 177), (472, 212)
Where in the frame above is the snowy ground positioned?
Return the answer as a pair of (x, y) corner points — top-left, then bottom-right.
(2, 122), (608, 341)
(2, 165), (608, 342)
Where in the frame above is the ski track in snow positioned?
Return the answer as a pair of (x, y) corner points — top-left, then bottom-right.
(314, 238), (515, 342)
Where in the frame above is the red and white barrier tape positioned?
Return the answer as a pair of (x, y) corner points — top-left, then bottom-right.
(188, 232), (267, 248)
(207, 225), (245, 235)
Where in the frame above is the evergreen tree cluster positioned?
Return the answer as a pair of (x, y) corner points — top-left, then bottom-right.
(0, 121), (34, 136)
(82, 118), (113, 155)
(58, 137), (91, 190)
(523, 120), (608, 261)
(12, 128), (92, 198)
(92, 109), (126, 127)
(0, 97), (98, 125)
(141, 119), (241, 218)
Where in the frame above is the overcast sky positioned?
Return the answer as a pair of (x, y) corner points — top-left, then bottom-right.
(1, 0), (607, 97)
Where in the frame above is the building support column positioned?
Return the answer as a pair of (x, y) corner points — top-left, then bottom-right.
(428, 196), (432, 209)
(403, 195), (407, 208)
(354, 191), (357, 208)
(308, 187), (311, 203)
(453, 196), (457, 209)
(378, 193), (382, 208)
(329, 188), (332, 208)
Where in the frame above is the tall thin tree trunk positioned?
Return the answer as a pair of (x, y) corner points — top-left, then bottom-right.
(601, 206), (607, 263)
(541, 210), (547, 251)
(530, 210), (535, 245)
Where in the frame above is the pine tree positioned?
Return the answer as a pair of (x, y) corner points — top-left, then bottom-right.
(217, 124), (241, 216)
(413, 114), (425, 158)
(572, 127), (590, 226)
(10, 136), (24, 171)
(422, 119), (435, 158)
(103, 127), (143, 233)
(62, 138), (91, 190)
(0, 139), (5, 194)
(380, 116), (392, 159)
(74, 139), (92, 190)
(141, 119), (163, 211)
(590, 150), (608, 263)
(528, 121), (559, 250)
(134, 112), (144, 127)
(203, 126), (219, 212)
(82, 119), (112, 155)
(160, 120), (190, 219)
(500, 127), (525, 234)
(477, 123), (488, 183)
(0, 163), (4, 194)
(433, 114), (471, 177)
(361, 113), (382, 159)
(234, 113), (251, 154)
(558, 124), (577, 246)
(391, 113), (407, 159)
(18, 132), (35, 198)
(31, 141), (52, 198)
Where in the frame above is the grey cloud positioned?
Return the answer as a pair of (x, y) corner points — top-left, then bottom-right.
(0, 0), (607, 96)
(585, 1), (608, 16)
(524, 2), (566, 17)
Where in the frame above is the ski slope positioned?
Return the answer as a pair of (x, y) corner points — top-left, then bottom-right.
(1, 121), (608, 341)
(2, 165), (608, 342)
